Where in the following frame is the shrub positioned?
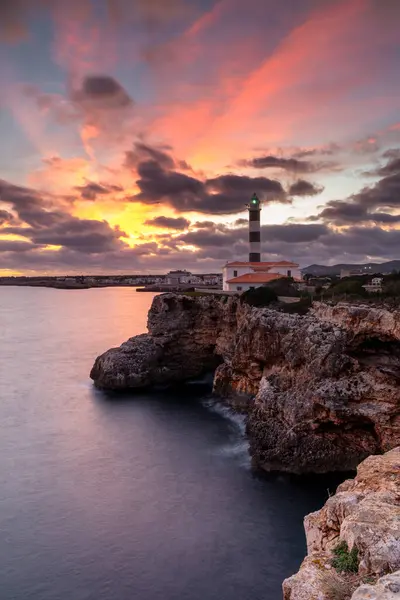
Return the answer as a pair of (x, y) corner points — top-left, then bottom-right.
(240, 286), (278, 307)
(264, 277), (299, 297)
(329, 279), (367, 297)
(331, 541), (359, 574)
(278, 297), (312, 315)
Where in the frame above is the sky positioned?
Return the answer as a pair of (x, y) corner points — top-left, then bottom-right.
(0, 0), (400, 275)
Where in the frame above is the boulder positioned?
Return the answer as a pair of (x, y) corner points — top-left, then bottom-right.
(90, 294), (223, 390)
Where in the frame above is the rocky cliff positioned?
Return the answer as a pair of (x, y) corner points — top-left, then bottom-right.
(90, 294), (223, 390)
(283, 447), (400, 600)
(90, 295), (399, 473)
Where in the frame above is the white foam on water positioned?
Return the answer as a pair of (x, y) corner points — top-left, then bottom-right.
(202, 397), (251, 469)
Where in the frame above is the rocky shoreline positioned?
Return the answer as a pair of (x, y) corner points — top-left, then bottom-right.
(91, 293), (400, 473)
(284, 447), (400, 600)
(90, 293), (400, 599)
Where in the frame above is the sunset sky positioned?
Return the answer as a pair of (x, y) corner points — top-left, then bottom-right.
(0, 0), (400, 274)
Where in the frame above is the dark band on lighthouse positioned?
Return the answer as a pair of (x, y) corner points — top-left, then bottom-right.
(248, 193), (261, 262)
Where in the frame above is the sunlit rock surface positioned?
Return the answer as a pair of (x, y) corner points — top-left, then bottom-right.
(283, 448), (400, 600)
(351, 571), (400, 599)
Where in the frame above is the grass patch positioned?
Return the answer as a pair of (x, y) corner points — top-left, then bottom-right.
(331, 541), (359, 574)
(319, 571), (355, 600)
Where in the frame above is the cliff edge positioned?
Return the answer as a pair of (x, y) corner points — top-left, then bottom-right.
(90, 295), (399, 473)
(283, 446), (400, 600)
(90, 294), (223, 390)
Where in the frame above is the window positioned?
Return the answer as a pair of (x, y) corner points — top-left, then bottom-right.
(287, 270), (292, 277)
(237, 286), (242, 291)
(233, 270), (238, 277)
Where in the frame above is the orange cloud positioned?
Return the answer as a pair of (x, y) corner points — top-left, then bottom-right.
(148, 0), (399, 172)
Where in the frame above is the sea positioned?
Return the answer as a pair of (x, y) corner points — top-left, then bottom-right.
(0, 286), (343, 600)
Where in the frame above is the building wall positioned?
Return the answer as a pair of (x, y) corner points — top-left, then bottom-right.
(225, 282), (264, 293)
(223, 266), (252, 290)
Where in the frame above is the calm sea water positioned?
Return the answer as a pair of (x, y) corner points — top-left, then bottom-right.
(0, 287), (341, 600)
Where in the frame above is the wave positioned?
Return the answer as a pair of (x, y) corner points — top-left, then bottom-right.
(202, 397), (251, 469)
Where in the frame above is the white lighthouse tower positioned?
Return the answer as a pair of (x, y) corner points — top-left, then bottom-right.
(247, 192), (261, 262)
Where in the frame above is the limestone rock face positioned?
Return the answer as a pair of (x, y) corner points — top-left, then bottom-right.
(282, 553), (335, 600)
(312, 302), (400, 342)
(90, 294), (223, 390)
(91, 295), (399, 472)
(352, 571), (400, 599)
(305, 449), (400, 576)
(214, 301), (400, 473)
(283, 448), (400, 600)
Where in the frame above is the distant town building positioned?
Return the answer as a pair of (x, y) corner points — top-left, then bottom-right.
(363, 277), (383, 293)
(340, 269), (365, 279)
(166, 270), (190, 285)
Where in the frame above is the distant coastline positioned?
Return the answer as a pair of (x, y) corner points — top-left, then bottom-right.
(0, 276), (222, 292)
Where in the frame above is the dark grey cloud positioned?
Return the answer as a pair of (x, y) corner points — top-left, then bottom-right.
(132, 148), (288, 214)
(0, 209), (16, 225)
(76, 181), (123, 200)
(144, 216), (190, 230)
(382, 148), (400, 160)
(1, 219), (400, 275)
(173, 222), (329, 250)
(193, 221), (218, 229)
(125, 143), (175, 170)
(309, 157), (400, 225)
(0, 178), (128, 254)
(206, 174), (285, 198)
(0, 239), (37, 252)
(292, 143), (341, 158)
(375, 157), (400, 177)
(289, 179), (324, 196)
(135, 159), (205, 207)
(71, 75), (132, 109)
(242, 154), (338, 173)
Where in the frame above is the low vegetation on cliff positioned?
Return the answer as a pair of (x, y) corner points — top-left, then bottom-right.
(283, 448), (400, 600)
(331, 541), (359, 574)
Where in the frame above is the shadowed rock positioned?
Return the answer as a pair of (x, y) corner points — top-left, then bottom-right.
(90, 294), (223, 390)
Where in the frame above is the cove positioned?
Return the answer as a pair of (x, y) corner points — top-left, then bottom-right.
(0, 286), (343, 600)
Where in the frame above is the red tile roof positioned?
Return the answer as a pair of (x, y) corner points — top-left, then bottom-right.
(226, 273), (286, 284)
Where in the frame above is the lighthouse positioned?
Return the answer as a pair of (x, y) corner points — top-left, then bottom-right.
(247, 193), (261, 262)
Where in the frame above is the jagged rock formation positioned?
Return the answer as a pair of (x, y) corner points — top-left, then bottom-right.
(91, 295), (399, 473)
(283, 447), (400, 600)
(90, 294), (223, 389)
(217, 300), (400, 473)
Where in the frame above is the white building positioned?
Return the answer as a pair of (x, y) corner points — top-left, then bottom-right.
(223, 261), (302, 292)
(362, 277), (383, 293)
